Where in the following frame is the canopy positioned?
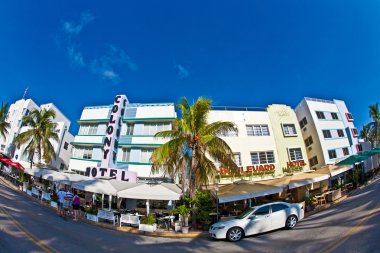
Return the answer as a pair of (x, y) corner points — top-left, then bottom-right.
(71, 178), (136, 196)
(217, 181), (284, 203)
(288, 170), (330, 189)
(117, 183), (182, 200)
(336, 154), (368, 165)
(0, 157), (25, 170)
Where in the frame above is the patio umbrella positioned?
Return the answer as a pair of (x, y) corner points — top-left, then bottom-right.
(336, 154), (368, 165)
(116, 183), (182, 200)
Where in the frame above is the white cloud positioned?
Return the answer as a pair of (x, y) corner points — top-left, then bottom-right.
(90, 45), (137, 83)
(67, 46), (85, 67)
(175, 64), (190, 79)
(63, 12), (95, 36)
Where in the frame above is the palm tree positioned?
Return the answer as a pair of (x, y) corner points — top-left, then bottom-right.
(369, 103), (380, 147)
(150, 97), (239, 226)
(0, 102), (10, 141)
(360, 124), (372, 143)
(14, 108), (59, 165)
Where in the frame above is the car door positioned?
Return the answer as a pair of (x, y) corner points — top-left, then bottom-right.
(246, 205), (271, 236)
(270, 203), (290, 230)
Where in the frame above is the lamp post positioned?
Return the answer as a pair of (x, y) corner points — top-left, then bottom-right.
(214, 183), (219, 222)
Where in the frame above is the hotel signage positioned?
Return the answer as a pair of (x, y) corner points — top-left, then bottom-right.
(85, 95), (137, 182)
(219, 164), (276, 176)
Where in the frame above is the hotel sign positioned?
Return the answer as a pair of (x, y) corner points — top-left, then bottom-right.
(219, 164), (276, 176)
(85, 95), (137, 182)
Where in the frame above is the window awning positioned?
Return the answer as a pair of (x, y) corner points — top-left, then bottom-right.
(335, 154), (368, 165)
(0, 157), (25, 170)
(217, 181), (284, 203)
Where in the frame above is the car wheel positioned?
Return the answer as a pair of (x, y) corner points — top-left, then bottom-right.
(285, 215), (298, 229)
(227, 227), (244, 242)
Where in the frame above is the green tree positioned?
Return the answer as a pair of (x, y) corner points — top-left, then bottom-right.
(14, 108), (59, 165)
(360, 124), (372, 143)
(0, 102), (10, 141)
(369, 103), (380, 147)
(150, 97), (238, 226)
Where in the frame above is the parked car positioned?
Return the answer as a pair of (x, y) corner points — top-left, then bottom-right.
(209, 202), (304, 242)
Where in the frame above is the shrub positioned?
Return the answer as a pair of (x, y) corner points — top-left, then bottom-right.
(140, 214), (155, 225)
(85, 206), (98, 215)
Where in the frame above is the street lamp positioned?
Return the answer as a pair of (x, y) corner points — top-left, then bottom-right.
(214, 183), (219, 222)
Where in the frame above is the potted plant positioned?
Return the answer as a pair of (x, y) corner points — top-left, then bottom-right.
(85, 206), (98, 222)
(304, 196), (315, 212)
(50, 192), (59, 208)
(139, 214), (157, 232)
(174, 204), (192, 233)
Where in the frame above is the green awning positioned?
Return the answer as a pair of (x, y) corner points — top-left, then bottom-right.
(336, 154), (368, 165)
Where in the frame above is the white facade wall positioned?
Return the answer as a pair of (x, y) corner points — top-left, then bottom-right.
(295, 98), (358, 169)
(69, 98), (176, 180)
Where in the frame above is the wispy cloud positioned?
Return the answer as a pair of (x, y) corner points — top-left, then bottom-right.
(175, 64), (190, 79)
(67, 46), (85, 67)
(63, 12), (95, 36)
(90, 45), (138, 83)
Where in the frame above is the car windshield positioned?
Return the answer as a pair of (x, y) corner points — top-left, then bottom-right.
(236, 208), (254, 219)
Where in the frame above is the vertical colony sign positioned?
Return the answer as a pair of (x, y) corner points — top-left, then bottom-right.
(85, 95), (137, 182)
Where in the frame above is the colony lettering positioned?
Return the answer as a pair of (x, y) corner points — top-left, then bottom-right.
(85, 95), (137, 182)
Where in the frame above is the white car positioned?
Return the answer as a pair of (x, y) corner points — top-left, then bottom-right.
(209, 202), (304, 242)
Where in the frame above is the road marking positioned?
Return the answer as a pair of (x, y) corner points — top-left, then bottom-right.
(317, 203), (380, 253)
(0, 205), (60, 253)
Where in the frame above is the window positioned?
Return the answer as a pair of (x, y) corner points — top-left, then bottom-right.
(331, 112), (339, 120)
(234, 153), (241, 166)
(316, 111), (325, 119)
(289, 148), (303, 161)
(63, 142), (69, 150)
(304, 136), (313, 147)
(337, 129), (345, 138)
(328, 150), (337, 159)
(219, 129), (238, 137)
(73, 147), (93, 160)
(342, 147), (349, 156)
(246, 125), (270, 136)
(254, 206), (270, 216)
(122, 148), (131, 162)
(250, 151), (275, 164)
(271, 204), (288, 213)
(282, 124), (297, 136)
(126, 123), (134, 135)
(79, 124), (98, 135)
(346, 113), (354, 122)
(143, 123), (171, 135)
(356, 144), (363, 152)
(299, 117), (308, 129)
(309, 156), (318, 167)
(351, 128), (358, 137)
(141, 148), (154, 163)
(323, 130), (332, 139)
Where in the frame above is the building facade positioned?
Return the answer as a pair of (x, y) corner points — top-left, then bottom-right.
(295, 97), (359, 170)
(68, 95), (177, 181)
(0, 98), (74, 170)
(208, 104), (309, 183)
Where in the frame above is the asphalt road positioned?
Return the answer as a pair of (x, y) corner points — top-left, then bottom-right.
(0, 178), (379, 253)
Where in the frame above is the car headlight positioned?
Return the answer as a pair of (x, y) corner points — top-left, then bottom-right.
(213, 225), (225, 230)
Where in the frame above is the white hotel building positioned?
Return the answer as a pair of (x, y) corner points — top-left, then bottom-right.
(295, 97), (360, 170)
(0, 98), (74, 170)
(68, 95), (177, 180)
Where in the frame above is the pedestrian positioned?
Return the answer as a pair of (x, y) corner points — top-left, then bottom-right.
(72, 191), (81, 221)
(57, 188), (66, 217)
(66, 189), (74, 215)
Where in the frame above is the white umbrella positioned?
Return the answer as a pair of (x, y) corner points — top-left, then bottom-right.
(116, 183), (182, 200)
(72, 178), (136, 196)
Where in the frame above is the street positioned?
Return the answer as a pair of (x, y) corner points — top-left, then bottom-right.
(0, 179), (379, 253)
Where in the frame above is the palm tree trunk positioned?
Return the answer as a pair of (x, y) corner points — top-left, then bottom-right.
(190, 153), (197, 229)
(180, 157), (186, 198)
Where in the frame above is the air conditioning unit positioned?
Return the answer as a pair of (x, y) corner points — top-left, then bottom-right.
(307, 146), (312, 152)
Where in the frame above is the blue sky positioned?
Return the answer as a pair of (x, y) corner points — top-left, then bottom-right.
(1, 1), (379, 134)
